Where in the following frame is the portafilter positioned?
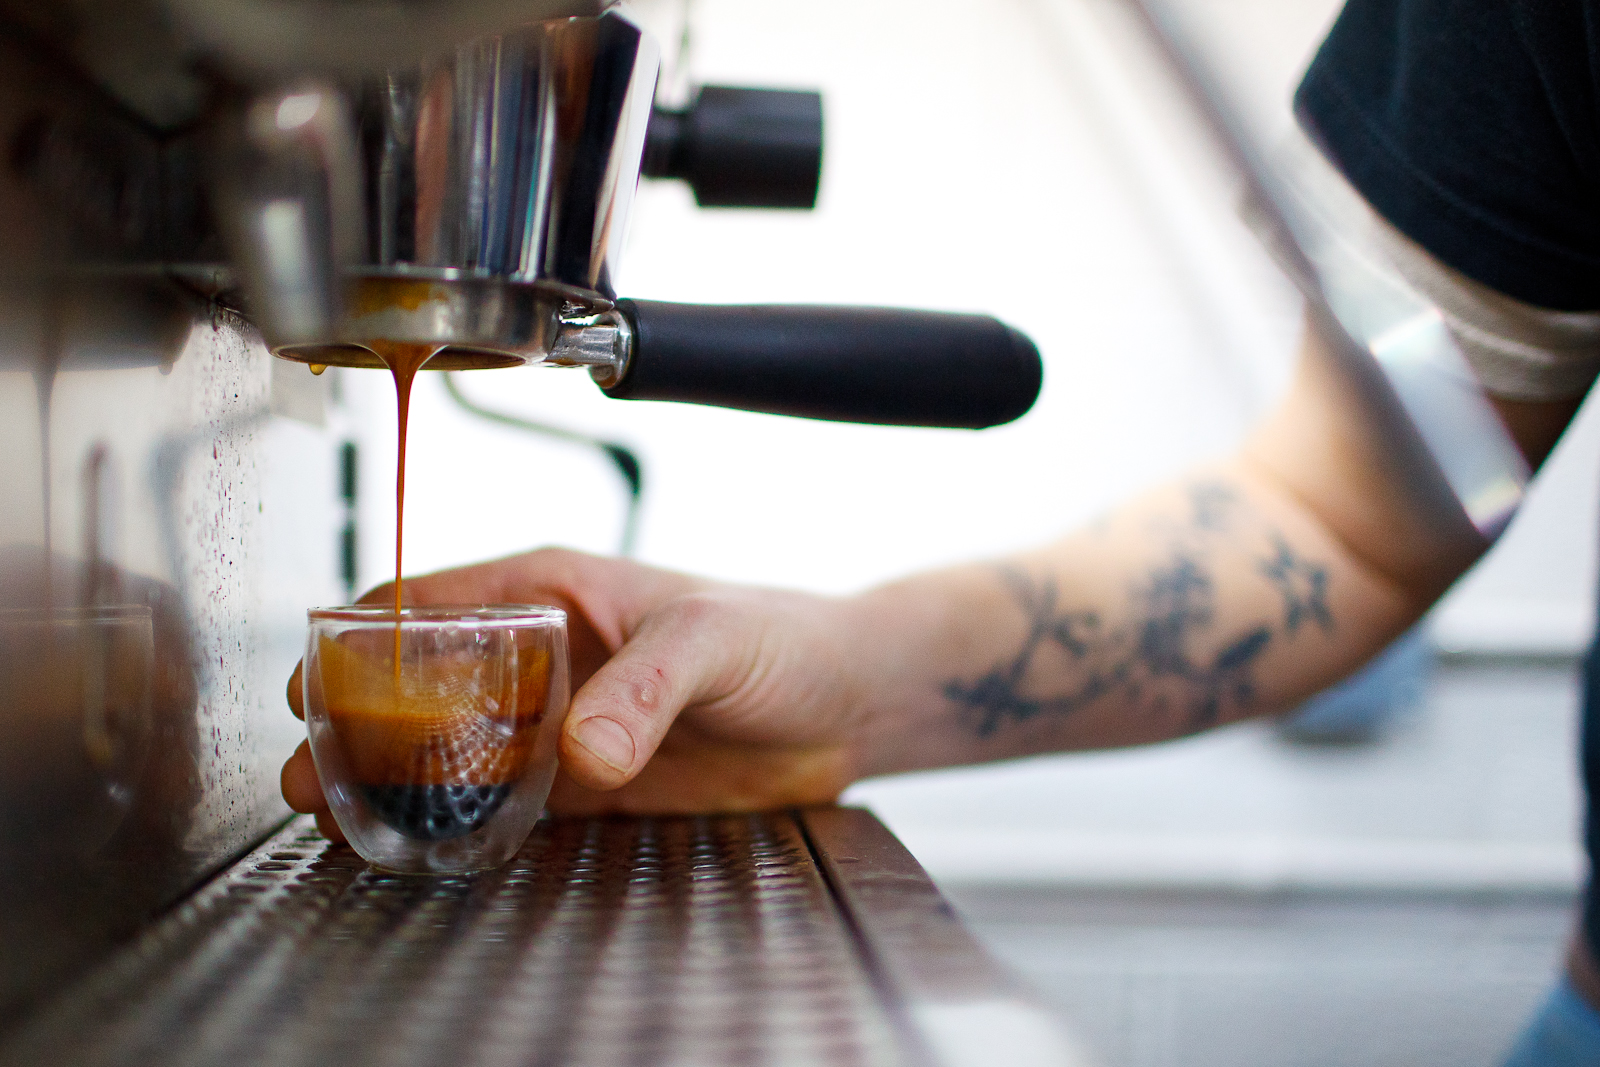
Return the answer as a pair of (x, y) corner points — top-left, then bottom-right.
(213, 7), (1042, 429)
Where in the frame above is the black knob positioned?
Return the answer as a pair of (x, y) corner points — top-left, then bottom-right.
(642, 86), (823, 209)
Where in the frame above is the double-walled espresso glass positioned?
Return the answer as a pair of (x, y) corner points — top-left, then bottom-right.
(304, 606), (569, 873)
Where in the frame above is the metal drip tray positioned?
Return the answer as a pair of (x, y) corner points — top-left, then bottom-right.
(0, 808), (1080, 1067)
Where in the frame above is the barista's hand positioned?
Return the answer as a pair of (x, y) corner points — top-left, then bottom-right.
(280, 548), (867, 833)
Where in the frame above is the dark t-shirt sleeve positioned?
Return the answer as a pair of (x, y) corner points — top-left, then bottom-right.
(1296, 0), (1600, 311)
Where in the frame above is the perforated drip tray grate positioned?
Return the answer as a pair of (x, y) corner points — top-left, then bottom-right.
(0, 809), (1081, 1067)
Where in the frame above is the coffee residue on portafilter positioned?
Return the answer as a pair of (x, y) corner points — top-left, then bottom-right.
(366, 340), (443, 676)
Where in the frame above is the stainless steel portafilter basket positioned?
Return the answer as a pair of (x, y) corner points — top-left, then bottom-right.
(212, 10), (653, 366)
(213, 8), (1043, 429)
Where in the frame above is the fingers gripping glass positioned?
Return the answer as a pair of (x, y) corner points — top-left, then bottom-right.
(303, 606), (570, 873)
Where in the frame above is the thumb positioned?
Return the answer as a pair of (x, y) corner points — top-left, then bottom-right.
(559, 593), (753, 790)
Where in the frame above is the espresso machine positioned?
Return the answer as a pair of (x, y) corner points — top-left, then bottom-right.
(0, 2), (1069, 1063)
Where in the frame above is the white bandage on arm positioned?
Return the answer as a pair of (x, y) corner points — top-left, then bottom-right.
(1287, 134), (1600, 403)
(1371, 218), (1600, 401)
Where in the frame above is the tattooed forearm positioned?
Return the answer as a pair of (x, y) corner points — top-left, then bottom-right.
(945, 478), (1333, 738)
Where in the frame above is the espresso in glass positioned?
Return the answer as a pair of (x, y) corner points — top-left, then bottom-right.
(304, 605), (569, 873)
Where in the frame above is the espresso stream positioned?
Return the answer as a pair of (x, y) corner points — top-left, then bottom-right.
(367, 339), (440, 673)
(318, 342), (545, 842)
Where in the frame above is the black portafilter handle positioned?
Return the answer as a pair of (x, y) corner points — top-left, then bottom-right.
(642, 86), (823, 209)
(603, 299), (1043, 429)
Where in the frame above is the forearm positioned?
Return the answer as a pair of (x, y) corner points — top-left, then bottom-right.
(843, 458), (1430, 778)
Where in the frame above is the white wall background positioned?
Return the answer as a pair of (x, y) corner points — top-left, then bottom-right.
(334, 0), (1600, 885)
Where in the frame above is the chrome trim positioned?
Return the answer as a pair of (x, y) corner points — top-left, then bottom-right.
(548, 308), (632, 388)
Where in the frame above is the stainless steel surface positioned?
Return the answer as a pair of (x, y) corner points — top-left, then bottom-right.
(0, 298), (333, 1022)
(210, 82), (367, 350)
(163, 0), (601, 83)
(0, 1), (598, 129)
(0, 809), (1077, 1066)
(0, 19), (341, 1024)
(223, 8), (660, 367)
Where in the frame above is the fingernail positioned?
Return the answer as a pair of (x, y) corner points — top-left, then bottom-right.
(572, 716), (634, 773)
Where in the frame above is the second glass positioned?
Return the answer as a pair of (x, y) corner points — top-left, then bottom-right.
(303, 605), (569, 874)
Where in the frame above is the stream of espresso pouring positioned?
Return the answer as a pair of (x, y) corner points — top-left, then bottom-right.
(363, 341), (442, 675)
